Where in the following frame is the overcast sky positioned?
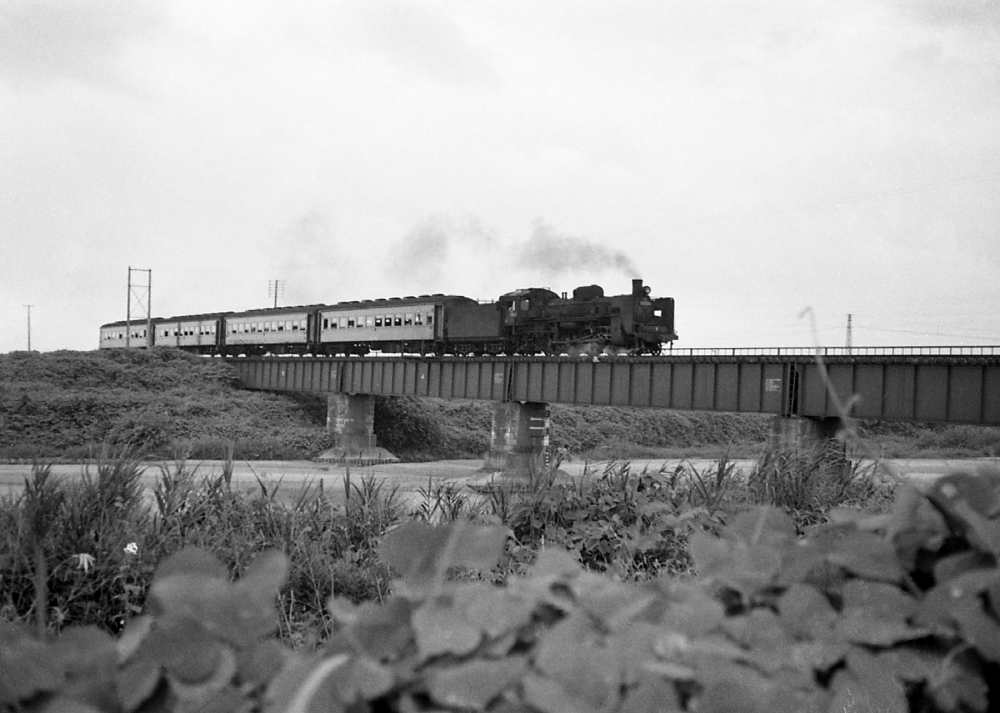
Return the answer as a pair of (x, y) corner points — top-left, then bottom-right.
(2, 0), (998, 353)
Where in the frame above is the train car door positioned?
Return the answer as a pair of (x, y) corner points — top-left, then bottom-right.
(307, 310), (322, 353)
(434, 304), (445, 341)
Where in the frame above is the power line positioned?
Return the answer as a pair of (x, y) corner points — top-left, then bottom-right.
(860, 325), (998, 341)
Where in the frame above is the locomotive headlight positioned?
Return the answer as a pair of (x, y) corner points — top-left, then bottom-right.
(644, 286), (651, 295)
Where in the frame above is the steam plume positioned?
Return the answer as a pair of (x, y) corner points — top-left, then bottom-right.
(517, 218), (639, 277)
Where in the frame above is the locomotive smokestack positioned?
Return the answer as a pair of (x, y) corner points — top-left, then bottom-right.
(632, 278), (643, 295)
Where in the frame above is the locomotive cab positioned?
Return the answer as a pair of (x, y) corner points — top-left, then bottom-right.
(631, 279), (678, 350)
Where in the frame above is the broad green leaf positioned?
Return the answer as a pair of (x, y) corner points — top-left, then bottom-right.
(826, 531), (905, 583)
(152, 547), (228, 585)
(528, 547), (582, 582)
(32, 696), (103, 713)
(841, 580), (917, 620)
(238, 549), (289, 598)
(147, 573), (231, 625)
(835, 612), (928, 646)
(117, 615), (154, 664)
(689, 530), (783, 593)
(426, 656), (527, 710)
(948, 597), (1000, 662)
(116, 658), (162, 713)
(460, 587), (536, 640)
(828, 669), (907, 713)
(917, 568), (1000, 662)
(51, 626), (117, 677)
(605, 622), (664, 686)
(829, 648), (911, 713)
(0, 623), (63, 704)
(378, 521), (509, 585)
(533, 613), (618, 710)
(346, 597), (415, 661)
(886, 484), (948, 568)
(48, 627), (119, 712)
(646, 582), (725, 637)
(617, 672), (682, 713)
(577, 580), (656, 632)
(834, 580), (926, 646)
(785, 638), (849, 673)
(927, 471), (1000, 555)
(315, 655), (394, 706)
(777, 583), (837, 639)
(927, 651), (990, 713)
(694, 670), (821, 713)
(261, 652), (323, 713)
(235, 640), (287, 692)
(412, 596), (482, 661)
(522, 672), (602, 713)
(727, 507), (797, 548)
(933, 550), (994, 584)
(721, 609), (792, 651)
(136, 619), (226, 685)
(166, 647), (237, 705)
(874, 648), (943, 683)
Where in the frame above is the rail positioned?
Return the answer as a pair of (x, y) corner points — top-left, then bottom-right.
(665, 345), (1000, 358)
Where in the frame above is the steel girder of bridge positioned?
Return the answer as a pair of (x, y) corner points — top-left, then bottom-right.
(226, 353), (1000, 425)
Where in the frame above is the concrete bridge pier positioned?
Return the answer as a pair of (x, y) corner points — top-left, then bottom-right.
(483, 401), (551, 478)
(770, 415), (849, 471)
(315, 393), (398, 465)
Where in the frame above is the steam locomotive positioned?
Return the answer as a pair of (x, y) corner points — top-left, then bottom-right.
(99, 278), (677, 357)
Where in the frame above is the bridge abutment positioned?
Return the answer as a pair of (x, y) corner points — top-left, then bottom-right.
(483, 401), (550, 478)
(316, 393), (398, 465)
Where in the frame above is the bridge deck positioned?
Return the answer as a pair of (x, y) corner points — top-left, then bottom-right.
(226, 350), (1000, 426)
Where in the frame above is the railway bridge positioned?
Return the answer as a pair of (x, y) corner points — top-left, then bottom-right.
(226, 346), (1000, 475)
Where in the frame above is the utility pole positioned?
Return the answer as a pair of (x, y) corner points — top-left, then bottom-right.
(845, 313), (853, 353)
(268, 279), (284, 308)
(23, 304), (33, 351)
(126, 267), (153, 349)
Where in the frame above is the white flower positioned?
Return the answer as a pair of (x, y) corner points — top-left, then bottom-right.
(124, 542), (139, 555)
(74, 553), (95, 573)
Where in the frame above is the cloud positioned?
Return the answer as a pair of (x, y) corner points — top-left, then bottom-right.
(0, 0), (165, 89)
(894, 0), (1000, 30)
(356, 0), (500, 88)
(516, 219), (640, 278)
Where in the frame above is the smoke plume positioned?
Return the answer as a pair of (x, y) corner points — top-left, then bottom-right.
(517, 218), (639, 277)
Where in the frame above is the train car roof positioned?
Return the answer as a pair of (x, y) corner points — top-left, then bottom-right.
(226, 304), (327, 319)
(100, 294), (480, 329)
(319, 294), (476, 310)
(100, 312), (231, 329)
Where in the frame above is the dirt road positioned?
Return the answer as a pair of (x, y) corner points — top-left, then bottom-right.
(2, 456), (997, 510)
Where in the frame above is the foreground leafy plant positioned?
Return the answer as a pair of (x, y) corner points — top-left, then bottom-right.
(3, 468), (998, 712)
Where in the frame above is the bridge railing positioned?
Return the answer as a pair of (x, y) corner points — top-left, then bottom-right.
(666, 345), (1000, 357)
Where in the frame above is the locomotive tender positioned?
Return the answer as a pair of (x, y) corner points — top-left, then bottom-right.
(99, 279), (677, 356)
